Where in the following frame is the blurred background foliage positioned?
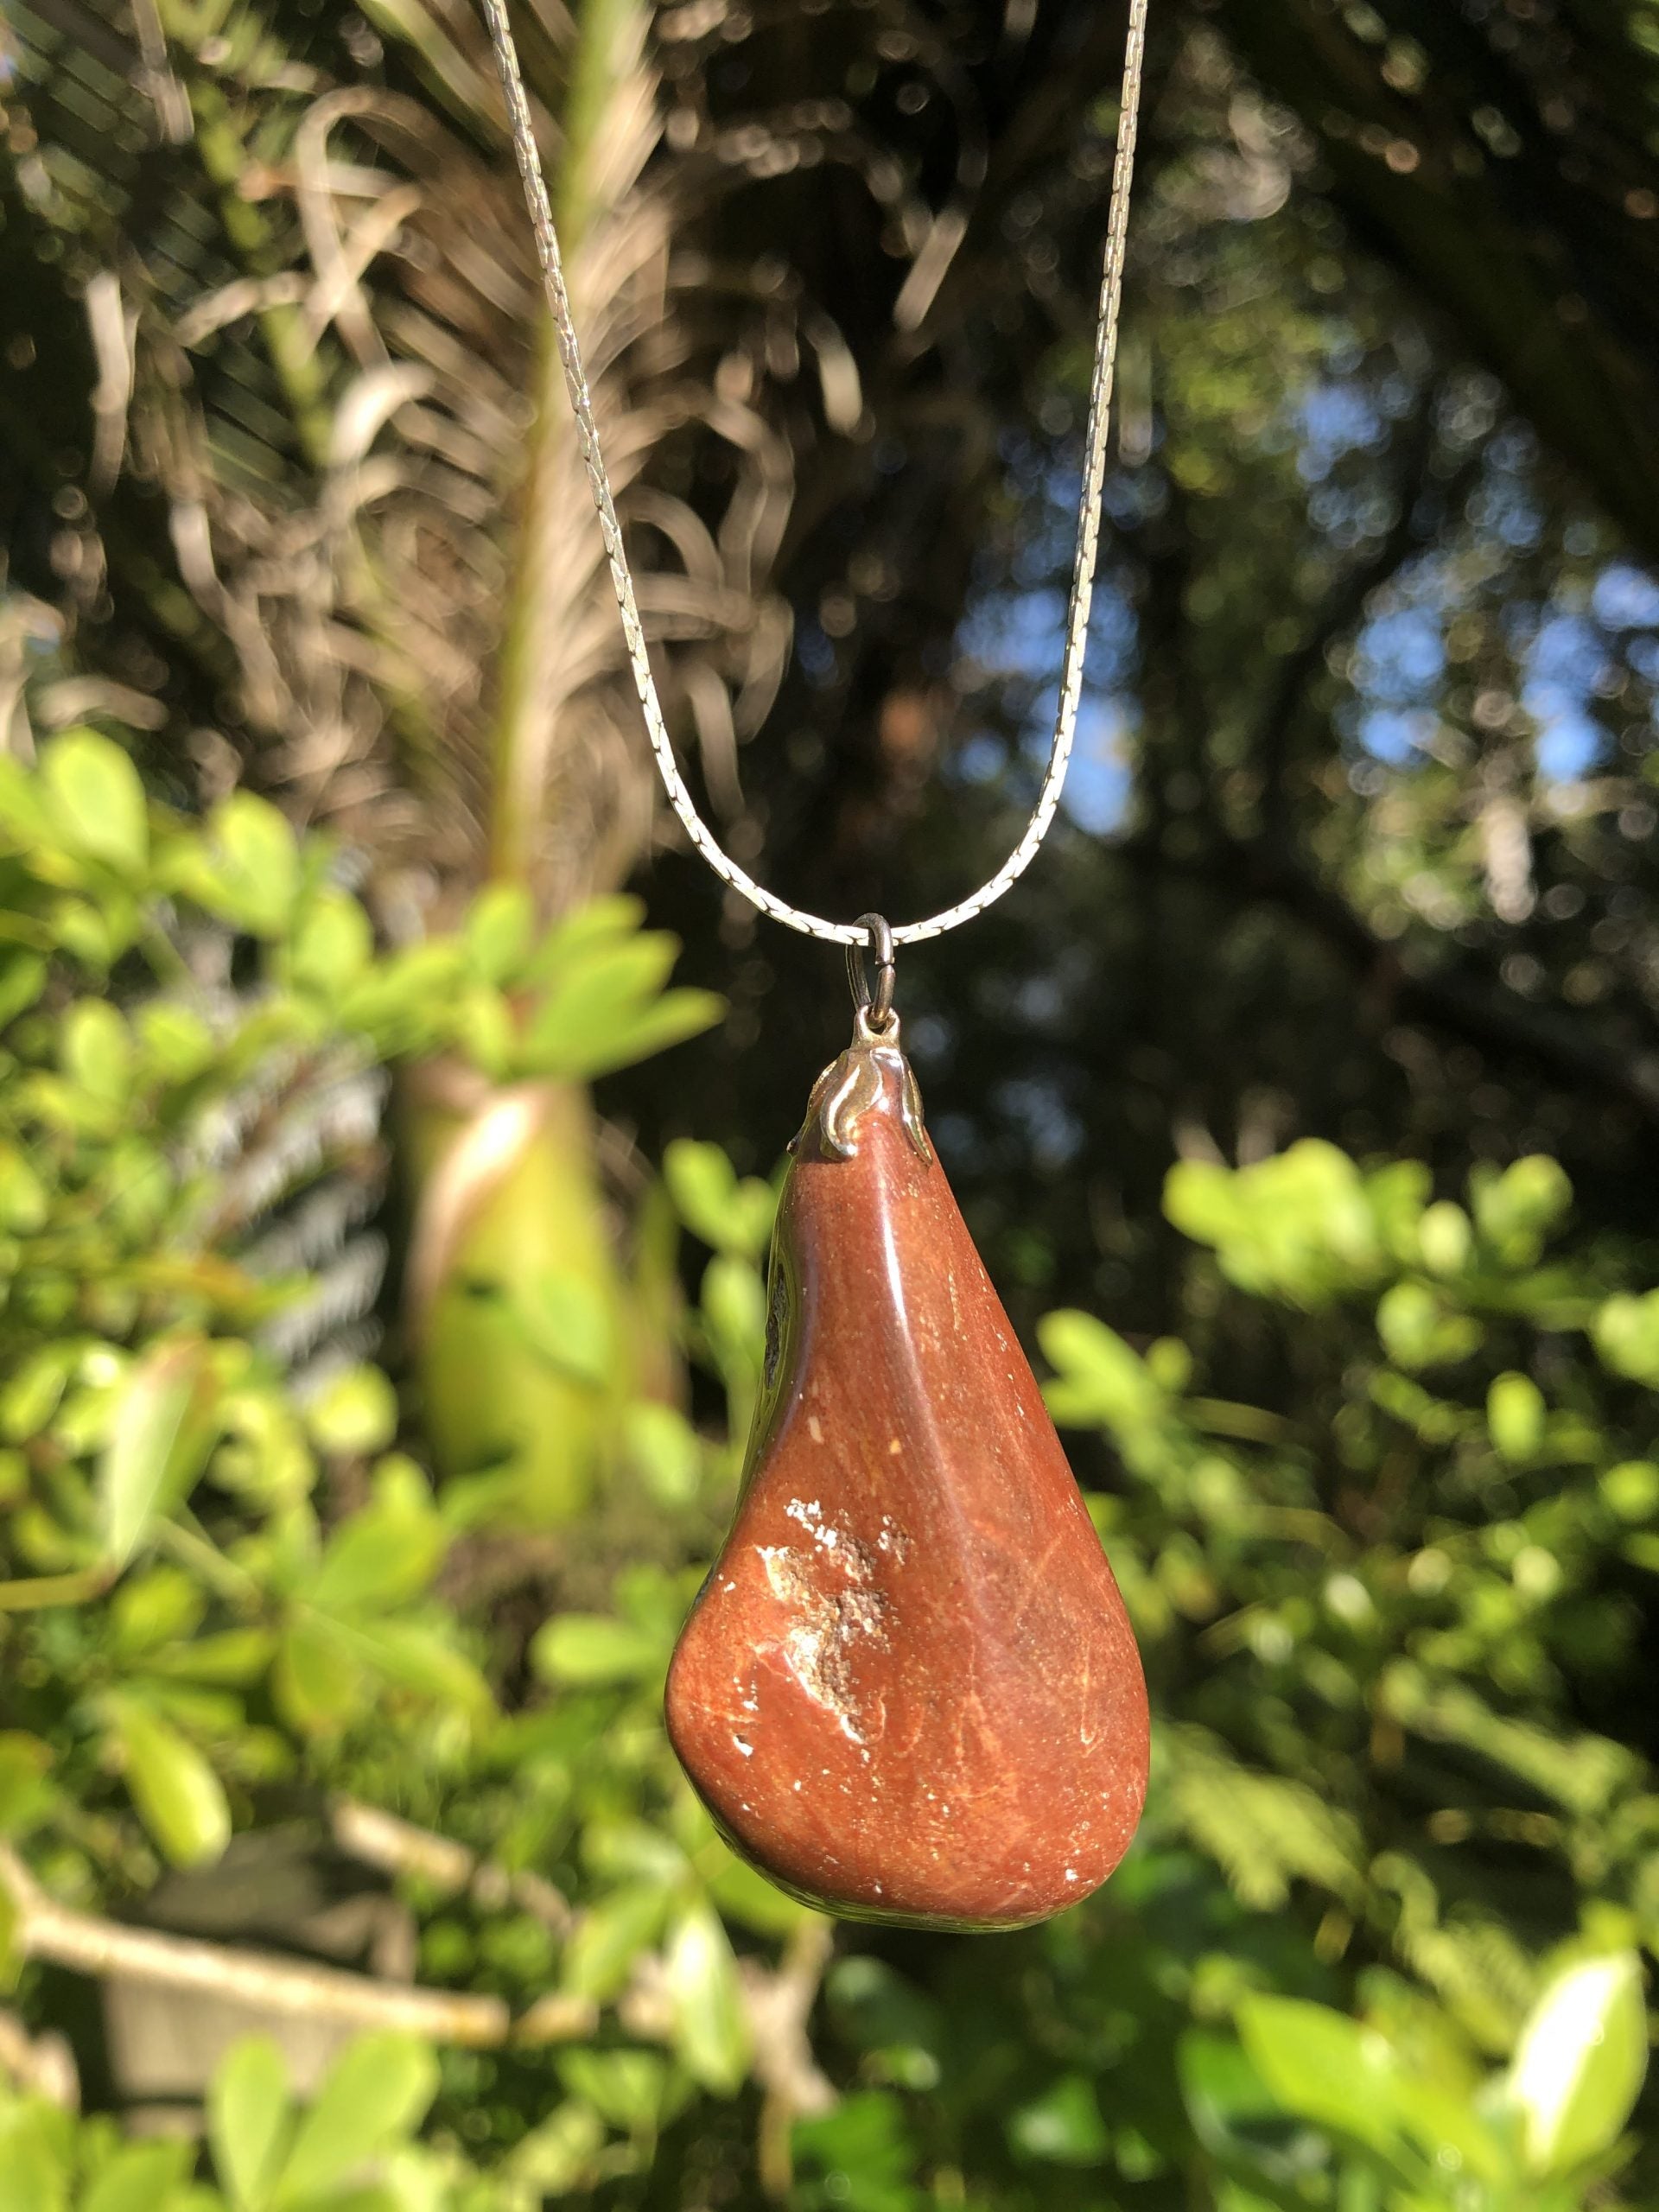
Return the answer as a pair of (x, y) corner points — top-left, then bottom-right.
(3, 0), (1659, 2206)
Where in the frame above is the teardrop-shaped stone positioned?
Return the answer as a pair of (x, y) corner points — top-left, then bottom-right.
(665, 1020), (1147, 1930)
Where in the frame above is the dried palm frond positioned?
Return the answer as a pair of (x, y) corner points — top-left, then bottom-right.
(6, 0), (1016, 920)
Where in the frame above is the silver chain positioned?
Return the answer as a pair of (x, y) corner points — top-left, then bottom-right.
(480, 0), (1148, 949)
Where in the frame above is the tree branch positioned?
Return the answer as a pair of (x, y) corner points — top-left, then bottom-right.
(748, 1918), (837, 2202)
(328, 1796), (573, 1934)
(0, 1843), (597, 2050)
(1249, 840), (1659, 1122)
(1255, 402), (1476, 838)
(1118, 830), (1659, 1126)
(0, 2005), (79, 2108)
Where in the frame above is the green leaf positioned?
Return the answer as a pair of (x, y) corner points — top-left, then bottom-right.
(505, 2103), (607, 2196)
(623, 1401), (701, 1508)
(209, 2037), (294, 2212)
(512, 1270), (613, 1389)
(792, 2093), (920, 2210)
(0, 1141), (48, 1233)
(288, 891), (372, 995)
(307, 1459), (444, 1614)
(61, 1001), (131, 1106)
(826, 1957), (944, 2076)
(336, 942), (467, 1048)
(98, 1338), (219, 1567)
(1006, 2075), (1110, 2165)
(664, 1140), (776, 1258)
(1376, 1281), (1481, 1371)
(0, 756), (56, 852)
(531, 1613), (666, 1687)
(1592, 1291), (1659, 1386)
(150, 1628), (276, 1686)
(705, 1849), (814, 1939)
(273, 1615), (365, 1736)
(556, 2048), (680, 2133)
(1602, 1461), (1659, 1522)
(1487, 1372), (1546, 1464)
(1417, 1200), (1472, 1277)
(464, 883), (534, 982)
(1, 1343), (77, 1443)
(1038, 1309), (1164, 1428)
(523, 895), (645, 981)
(0, 951), (47, 1030)
(453, 983), (515, 1077)
(701, 1253), (766, 1370)
(562, 987), (723, 1077)
(561, 1882), (672, 2003)
(1163, 1159), (1243, 1248)
(106, 1694), (231, 1867)
(219, 795), (301, 935)
(664, 1902), (751, 2094)
(346, 1618), (493, 1714)
(273, 2033), (436, 2203)
(1166, 1141), (1389, 1306)
(302, 1366), (399, 1458)
(1503, 1951), (1648, 2175)
(1178, 2028), (1283, 2161)
(0, 1732), (56, 1837)
(0, 2102), (73, 2212)
(524, 934), (678, 1058)
(49, 894), (117, 970)
(1236, 1995), (1406, 2161)
(41, 728), (149, 874)
(136, 1002), (216, 1084)
(110, 1565), (206, 1655)
(1471, 1154), (1572, 1255)
(1386, 2075), (1509, 2186)
(80, 2139), (192, 2212)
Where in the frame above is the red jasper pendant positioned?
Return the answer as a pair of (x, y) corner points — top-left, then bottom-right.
(666, 942), (1147, 1930)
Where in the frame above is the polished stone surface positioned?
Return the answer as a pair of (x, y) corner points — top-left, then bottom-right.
(666, 1024), (1148, 1929)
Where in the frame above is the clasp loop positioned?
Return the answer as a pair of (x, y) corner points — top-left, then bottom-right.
(846, 912), (897, 1034)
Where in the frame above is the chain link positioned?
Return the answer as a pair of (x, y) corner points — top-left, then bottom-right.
(480, 0), (1147, 948)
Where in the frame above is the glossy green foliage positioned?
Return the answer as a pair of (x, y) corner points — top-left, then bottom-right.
(3, 721), (1654, 2210)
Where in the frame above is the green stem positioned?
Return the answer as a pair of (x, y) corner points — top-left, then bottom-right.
(158, 1511), (264, 1608)
(0, 1567), (112, 1612)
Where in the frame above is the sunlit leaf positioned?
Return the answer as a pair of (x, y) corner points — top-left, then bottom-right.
(663, 1903), (751, 2094)
(556, 2048), (684, 2134)
(1006, 2074), (1110, 2165)
(272, 2032), (437, 2203)
(1236, 1994), (1406, 2161)
(106, 1694), (231, 1868)
(464, 883), (535, 982)
(98, 1337), (219, 1568)
(41, 729), (149, 876)
(664, 1140), (776, 1258)
(209, 2037), (293, 2212)
(531, 1613), (667, 1687)
(80, 2139), (194, 2212)
(561, 1882), (673, 2003)
(1487, 1372), (1545, 1464)
(1503, 1951), (1648, 2175)
(302, 1366), (399, 1459)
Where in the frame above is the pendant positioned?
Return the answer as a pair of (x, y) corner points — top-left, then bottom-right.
(665, 921), (1147, 1930)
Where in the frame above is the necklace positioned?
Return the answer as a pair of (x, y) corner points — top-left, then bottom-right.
(484, 0), (1151, 1931)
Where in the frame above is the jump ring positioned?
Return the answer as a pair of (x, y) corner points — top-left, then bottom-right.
(847, 912), (897, 1032)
